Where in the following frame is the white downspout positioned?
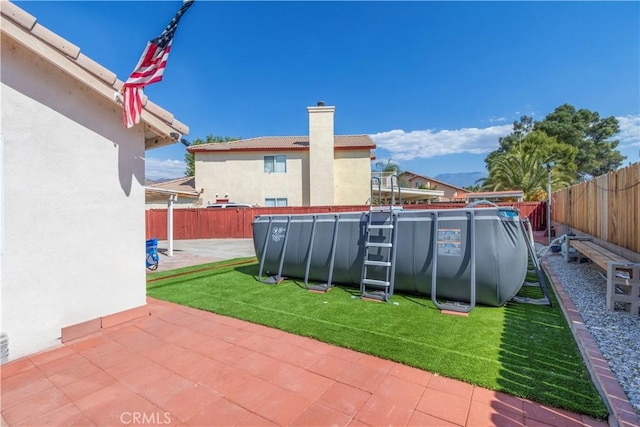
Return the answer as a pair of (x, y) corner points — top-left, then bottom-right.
(167, 194), (177, 257)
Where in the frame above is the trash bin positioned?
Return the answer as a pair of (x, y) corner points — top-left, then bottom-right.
(146, 238), (159, 270)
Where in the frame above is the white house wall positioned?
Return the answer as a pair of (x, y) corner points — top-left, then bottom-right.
(195, 151), (308, 206)
(1, 35), (146, 360)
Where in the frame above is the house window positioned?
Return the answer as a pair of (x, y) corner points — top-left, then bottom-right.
(265, 198), (288, 207)
(414, 181), (421, 188)
(264, 155), (286, 173)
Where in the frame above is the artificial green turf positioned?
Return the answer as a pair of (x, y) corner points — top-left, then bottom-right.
(147, 259), (607, 419)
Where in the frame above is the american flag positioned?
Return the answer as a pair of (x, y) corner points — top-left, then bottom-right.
(121, 0), (194, 129)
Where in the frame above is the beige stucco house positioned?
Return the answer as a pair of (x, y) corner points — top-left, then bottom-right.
(399, 171), (470, 202)
(1, 0), (188, 361)
(188, 103), (375, 207)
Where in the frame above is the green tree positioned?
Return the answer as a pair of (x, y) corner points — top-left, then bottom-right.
(481, 131), (577, 201)
(534, 104), (625, 179)
(184, 135), (238, 177)
(484, 116), (535, 169)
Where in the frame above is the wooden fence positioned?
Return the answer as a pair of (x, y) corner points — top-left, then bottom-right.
(146, 202), (546, 240)
(551, 162), (639, 254)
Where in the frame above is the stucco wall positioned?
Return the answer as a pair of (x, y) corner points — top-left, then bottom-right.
(334, 151), (373, 205)
(1, 36), (146, 360)
(308, 106), (335, 206)
(195, 151), (308, 206)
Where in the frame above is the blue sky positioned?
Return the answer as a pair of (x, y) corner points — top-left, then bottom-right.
(15, 1), (640, 181)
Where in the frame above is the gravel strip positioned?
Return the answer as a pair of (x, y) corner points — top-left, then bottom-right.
(543, 253), (640, 416)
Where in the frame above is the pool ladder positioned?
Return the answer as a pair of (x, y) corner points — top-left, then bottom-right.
(360, 175), (401, 302)
(430, 209), (477, 313)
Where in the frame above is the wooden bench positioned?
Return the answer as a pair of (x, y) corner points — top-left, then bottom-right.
(567, 237), (639, 315)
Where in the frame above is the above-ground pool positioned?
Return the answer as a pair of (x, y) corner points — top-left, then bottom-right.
(252, 206), (529, 308)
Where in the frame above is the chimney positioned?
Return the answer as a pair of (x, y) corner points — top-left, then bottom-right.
(307, 102), (335, 206)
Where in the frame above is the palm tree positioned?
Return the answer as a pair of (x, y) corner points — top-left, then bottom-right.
(482, 138), (575, 201)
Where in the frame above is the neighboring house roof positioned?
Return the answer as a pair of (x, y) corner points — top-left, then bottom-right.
(187, 135), (376, 153)
(399, 171), (471, 193)
(145, 177), (200, 199)
(466, 190), (524, 200)
(1, 0), (188, 149)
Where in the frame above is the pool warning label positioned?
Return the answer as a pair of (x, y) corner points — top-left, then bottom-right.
(437, 228), (461, 256)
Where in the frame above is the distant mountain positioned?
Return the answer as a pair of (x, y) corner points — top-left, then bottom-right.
(434, 172), (487, 188)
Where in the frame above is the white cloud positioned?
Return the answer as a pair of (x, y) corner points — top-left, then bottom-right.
(145, 157), (186, 180)
(616, 115), (640, 149)
(489, 117), (507, 123)
(370, 124), (512, 161)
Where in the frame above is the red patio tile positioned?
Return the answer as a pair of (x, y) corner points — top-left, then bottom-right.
(336, 361), (389, 393)
(258, 362), (333, 400)
(0, 367), (54, 409)
(138, 342), (186, 364)
(36, 354), (92, 378)
(28, 345), (77, 366)
(190, 336), (234, 357)
(357, 353), (394, 373)
(26, 402), (86, 426)
(82, 393), (164, 426)
(416, 387), (471, 426)
(467, 400), (526, 427)
(317, 382), (371, 417)
(104, 354), (153, 379)
(307, 354), (352, 378)
(161, 383), (222, 423)
(269, 341), (325, 369)
(73, 383), (137, 412)
(235, 411), (278, 427)
(0, 357), (35, 379)
(210, 343), (253, 365)
(220, 375), (282, 411)
(230, 350), (278, 376)
(327, 345), (364, 363)
(290, 401), (354, 426)
(83, 347), (137, 370)
(354, 393), (415, 426)
(159, 347), (209, 375)
(236, 333), (281, 355)
(66, 333), (111, 351)
(115, 360), (175, 393)
(471, 387), (525, 417)
(172, 354), (225, 384)
(138, 373), (195, 407)
(60, 371), (118, 401)
(522, 400), (584, 427)
(254, 388), (313, 426)
(47, 359), (104, 388)
(427, 374), (475, 400)
(185, 397), (253, 426)
(372, 373), (426, 408)
(198, 367), (251, 397)
(388, 362), (433, 387)
(1, 384), (70, 425)
(408, 410), (459, 427)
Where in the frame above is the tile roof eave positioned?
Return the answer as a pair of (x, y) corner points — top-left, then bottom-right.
(1, 1), (189, 145)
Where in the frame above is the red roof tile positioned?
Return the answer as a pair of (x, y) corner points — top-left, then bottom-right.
(187, 135), (375, 153)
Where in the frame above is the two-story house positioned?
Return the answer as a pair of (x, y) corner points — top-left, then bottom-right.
(399, 171), (470, 202)
(188, 102), (375, 207)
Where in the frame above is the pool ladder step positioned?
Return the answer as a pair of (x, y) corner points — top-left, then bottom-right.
(360, 217), (397, 302)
